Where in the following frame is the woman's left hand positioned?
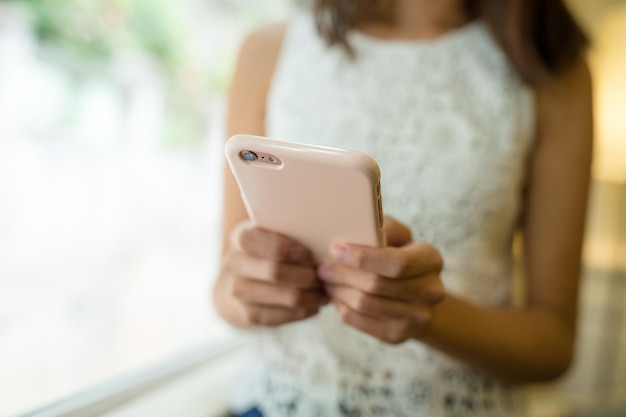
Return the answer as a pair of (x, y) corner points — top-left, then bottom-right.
(318, 216), (446, 344)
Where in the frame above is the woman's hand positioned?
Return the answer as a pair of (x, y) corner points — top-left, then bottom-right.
(318, 216), (445, 344)
(218, 222), (328, 327)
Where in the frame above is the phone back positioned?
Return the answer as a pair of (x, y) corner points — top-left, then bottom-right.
(225, 134), (385, 263)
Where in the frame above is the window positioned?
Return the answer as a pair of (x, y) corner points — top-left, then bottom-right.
(0, 1), (295, 415)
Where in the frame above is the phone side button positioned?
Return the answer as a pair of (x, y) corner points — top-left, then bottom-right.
(377, 197), (383, 227)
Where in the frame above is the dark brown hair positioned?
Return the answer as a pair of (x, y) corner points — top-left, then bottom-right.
(313, 0), (589, 86)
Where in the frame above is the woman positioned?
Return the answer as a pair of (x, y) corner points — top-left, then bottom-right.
(214, 0), (592, 416)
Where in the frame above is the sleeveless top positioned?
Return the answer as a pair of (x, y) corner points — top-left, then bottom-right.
(230, 12), (535, 417)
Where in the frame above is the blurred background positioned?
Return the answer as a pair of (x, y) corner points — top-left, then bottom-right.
(0, 1), (623, 416)
(0, 0), (297, 415)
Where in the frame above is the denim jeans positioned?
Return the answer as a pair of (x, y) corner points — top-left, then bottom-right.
(229, 408), (262, 417)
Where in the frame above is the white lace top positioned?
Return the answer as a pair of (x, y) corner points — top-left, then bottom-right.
(230, 12), (535, 417)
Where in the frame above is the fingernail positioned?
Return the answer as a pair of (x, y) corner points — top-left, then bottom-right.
(331, 244), (347, 261)
(318, 265), (333, 281)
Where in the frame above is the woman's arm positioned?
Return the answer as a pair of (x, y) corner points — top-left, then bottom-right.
(213, 23), (328, 328)
(320, 58), (593, 383)
(418, 58), (593, 383)
(220, 23), (286, 252)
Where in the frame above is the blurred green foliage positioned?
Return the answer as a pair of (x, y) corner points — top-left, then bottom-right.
(8, 0), (213, 147)
(6, 0), (297, 147)
(12, 0), (188, 74)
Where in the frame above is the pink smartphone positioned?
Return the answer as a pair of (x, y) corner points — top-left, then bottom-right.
(225, 134), (385, 263)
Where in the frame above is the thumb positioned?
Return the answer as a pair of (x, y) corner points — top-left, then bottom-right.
(383, 216), (412, 247)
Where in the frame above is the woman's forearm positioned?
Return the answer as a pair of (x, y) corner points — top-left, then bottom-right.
(417, 293), (575, 384)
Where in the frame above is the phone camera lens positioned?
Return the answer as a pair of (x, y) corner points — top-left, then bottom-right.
(241, 151), (257, 161)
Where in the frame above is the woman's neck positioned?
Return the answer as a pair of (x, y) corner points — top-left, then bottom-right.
(361, 0), (470, 40)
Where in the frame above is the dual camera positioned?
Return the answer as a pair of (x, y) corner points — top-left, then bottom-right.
(240, 150), (282, 166)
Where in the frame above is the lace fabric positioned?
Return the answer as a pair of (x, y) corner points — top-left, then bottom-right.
(230, 13), (534, 417)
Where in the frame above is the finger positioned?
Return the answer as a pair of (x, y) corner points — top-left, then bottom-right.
(232, 278), (328, 308)
(238, 304), (319, 327)
(383, 216), (412, 247)
(333, 300), (413, 344)
(318, 265), (444, 303)
(330, 241), (443, 278)
(228, 251), (319, 288)
(326, 285), (431, 323)
(232, 222), (313, 263)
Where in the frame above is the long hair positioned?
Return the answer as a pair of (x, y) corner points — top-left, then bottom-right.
(313, 0), (589, 86)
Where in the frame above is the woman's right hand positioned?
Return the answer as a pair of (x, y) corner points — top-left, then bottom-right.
(215, 222), (328, 327)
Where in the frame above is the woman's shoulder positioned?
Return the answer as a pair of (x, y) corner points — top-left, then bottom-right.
(228, 20), (289, 120)
(240, 21), (288, 59)
(236, 20), (289, 76)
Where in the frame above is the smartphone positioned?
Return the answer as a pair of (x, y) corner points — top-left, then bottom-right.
(225, 134), (385, 263)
